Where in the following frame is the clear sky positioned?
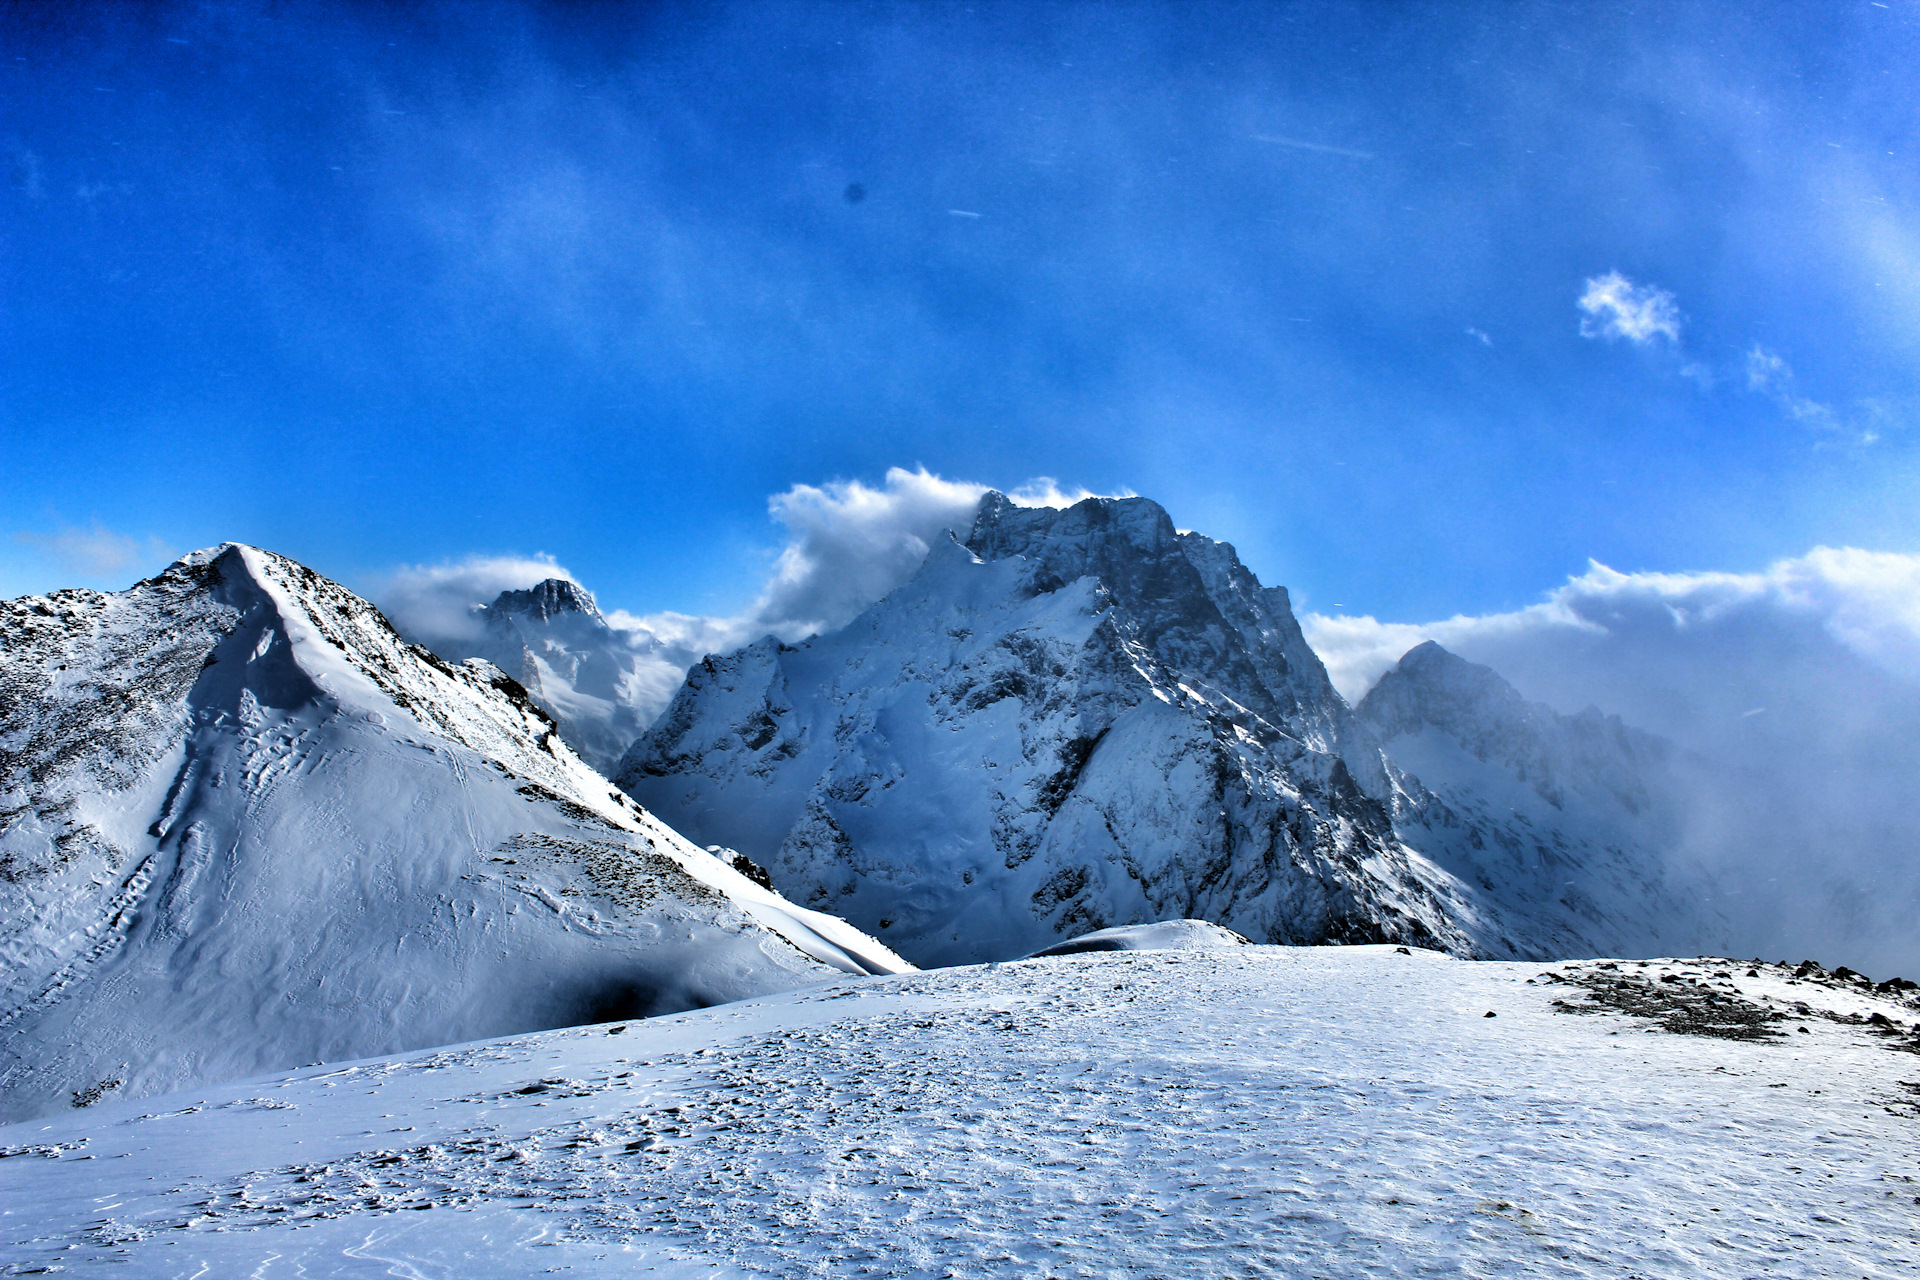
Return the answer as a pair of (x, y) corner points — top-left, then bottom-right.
(5, 0), (1919, 622)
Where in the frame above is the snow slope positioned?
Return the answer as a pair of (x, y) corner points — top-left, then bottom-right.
(0, 546), (905, 1123)
(1361, 640), (1725, 960)
(619, 493), (1708, 966)
(3, 945), (1916, 1277)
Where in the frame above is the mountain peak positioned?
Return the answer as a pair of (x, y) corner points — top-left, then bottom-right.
(485, 578), (603, 624)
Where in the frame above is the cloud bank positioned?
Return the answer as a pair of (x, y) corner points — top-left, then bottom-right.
(1305, 548), (1920, 976)
(371, 553), (579, 648)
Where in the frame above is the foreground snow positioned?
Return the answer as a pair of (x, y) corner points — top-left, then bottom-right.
(4, 946), (1917, 1277)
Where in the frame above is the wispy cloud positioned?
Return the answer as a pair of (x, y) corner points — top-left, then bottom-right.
(1577, 271), (1681, 344)
(380, 468), (1130, 721)
(1250, 135), (1376, 160)
(13, 522), (172, 583)
(370, 553), (577, 646)
(1744, 344), (1852, 438)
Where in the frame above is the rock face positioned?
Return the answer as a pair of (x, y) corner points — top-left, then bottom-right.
(619, 494), (1484, 966)
(1358, 641), (1722, 960)
(452, 579), (668, 776)
(0, 546), (904, 1122)
(619, 494), (1724, 968)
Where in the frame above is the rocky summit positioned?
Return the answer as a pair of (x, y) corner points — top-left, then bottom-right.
(619, 493), (1725, 967)
(619, 494), (1464, 965)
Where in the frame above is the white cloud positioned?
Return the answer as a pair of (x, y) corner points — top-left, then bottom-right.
(378, 468), (1127, 724)
(369, 553), (578, 648)
(749, 467), (995, 640)
(13, 523), (174, 584)
(1577, 270), (1681, 345)
(1305, 548), (1920, 974)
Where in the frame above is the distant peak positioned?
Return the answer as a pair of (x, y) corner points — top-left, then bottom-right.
(485, 578), (602, 623)
(1398, 639), (1462, 669)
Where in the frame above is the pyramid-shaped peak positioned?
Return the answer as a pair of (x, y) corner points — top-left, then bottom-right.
(487, 577), (602, 623)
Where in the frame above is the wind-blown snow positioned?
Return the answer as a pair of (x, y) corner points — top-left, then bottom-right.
(2, 945), (1915, 1277)
(0, 545), (904, 1122)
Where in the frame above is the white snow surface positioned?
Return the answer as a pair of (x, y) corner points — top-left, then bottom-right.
(620, 493), (1714, 967)
(3, 945), (1916, 1277)
(0, 546), (905, 1122)
(1025, 918), (1250, 955)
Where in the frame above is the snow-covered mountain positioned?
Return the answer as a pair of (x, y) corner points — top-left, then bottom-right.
(435, 579), (672, 776)
(0, 545), (905, 1122)
(1359, 641), (1722, 959)
(618, 494), (1482, 966)
(617, 494), (1721, 967)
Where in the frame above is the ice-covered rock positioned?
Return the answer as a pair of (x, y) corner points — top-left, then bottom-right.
(0, 546), (905, 1121)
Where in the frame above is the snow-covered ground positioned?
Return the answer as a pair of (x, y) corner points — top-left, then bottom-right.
(5, 944), (1916, 1277)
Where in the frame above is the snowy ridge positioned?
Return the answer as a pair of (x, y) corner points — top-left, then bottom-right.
(620, 494), (1490, 965)
(1360, 641), (1722, 960)
(0, 546), (905, 1122)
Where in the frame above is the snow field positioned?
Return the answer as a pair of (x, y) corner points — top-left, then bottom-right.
(3, 944), (1916, 1277)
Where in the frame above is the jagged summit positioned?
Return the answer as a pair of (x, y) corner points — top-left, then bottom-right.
(1357, 639), (1716, 958)
(485, 577), (604, 624)
(619, 492), (1476, 966)
(0, 544), (904, 1121)
(619, 492), (1725, 966)
(421, 577), (660, 775)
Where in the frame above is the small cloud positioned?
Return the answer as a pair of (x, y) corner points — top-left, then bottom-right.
(1465, 327), (1493, 347)
(1745, 344), (1848, 438)
(1679, 362), (1718, 391)
(13, 522), (172, 582)
(1577, 271), (1681, 345)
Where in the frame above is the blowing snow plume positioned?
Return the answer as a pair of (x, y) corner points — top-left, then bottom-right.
(1304, 548), (1920, 978)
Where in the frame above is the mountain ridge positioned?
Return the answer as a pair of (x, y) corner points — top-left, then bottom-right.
(0, 544), (905, 1121)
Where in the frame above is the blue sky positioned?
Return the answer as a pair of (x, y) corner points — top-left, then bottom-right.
(5, 0), (1919, 623)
